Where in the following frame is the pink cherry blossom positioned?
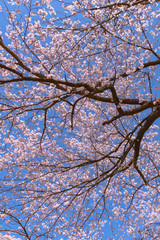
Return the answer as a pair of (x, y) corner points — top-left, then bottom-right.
(0, 0), (159, 239)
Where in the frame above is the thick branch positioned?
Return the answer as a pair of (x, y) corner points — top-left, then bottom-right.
(0, 63), (23, 77)
(102, 101), (154, 125)
(133, 108), (160, 165)
(110, 86), (124, 114)
(87, 0), (160, 11)
(132, 108), (160, 183)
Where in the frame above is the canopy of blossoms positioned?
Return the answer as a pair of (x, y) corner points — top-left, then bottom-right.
(0, 0), (159, 239)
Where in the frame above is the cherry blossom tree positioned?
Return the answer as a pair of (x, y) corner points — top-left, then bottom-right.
(0, 0), (160, 239)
